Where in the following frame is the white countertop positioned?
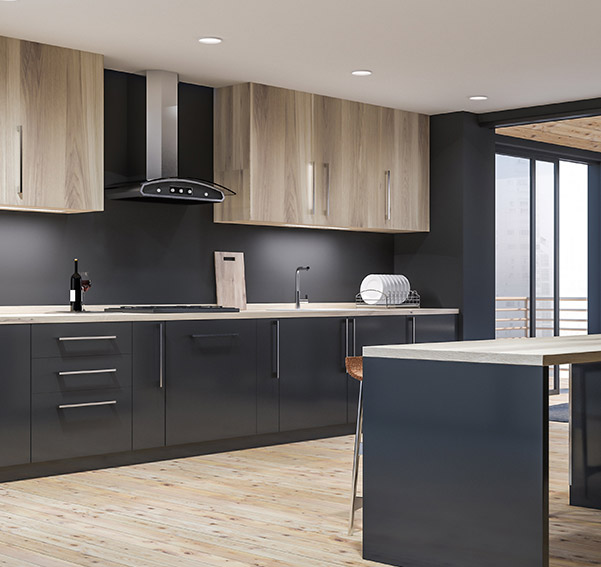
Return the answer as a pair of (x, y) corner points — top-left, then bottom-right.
(364, 334), (601, 366)
(0, 303), (459, 325)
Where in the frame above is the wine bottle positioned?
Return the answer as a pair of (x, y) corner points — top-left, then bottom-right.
(70, 259), (82, 312)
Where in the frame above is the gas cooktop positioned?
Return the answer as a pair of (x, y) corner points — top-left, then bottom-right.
(104, 305), (240, 313)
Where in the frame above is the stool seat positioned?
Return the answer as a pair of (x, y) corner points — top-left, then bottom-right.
(345, 356), (363, 381)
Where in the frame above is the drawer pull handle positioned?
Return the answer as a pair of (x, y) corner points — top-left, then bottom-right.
(58, 368), (117, 377)
(58, 400), (117, 410)
(58, 335), (118, 342)
(191, 333), (240, 339)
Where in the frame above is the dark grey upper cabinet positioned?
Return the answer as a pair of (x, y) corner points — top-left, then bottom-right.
(133, 322), (165, 450)
(0, 325), (31, 467)
(165, 320), (258, 446)
(277, 318), (348, 432)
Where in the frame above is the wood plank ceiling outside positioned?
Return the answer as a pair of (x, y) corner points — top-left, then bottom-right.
(497, 116), (601, 152)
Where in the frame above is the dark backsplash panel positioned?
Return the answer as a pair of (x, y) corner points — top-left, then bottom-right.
(0, 70), (393, 306)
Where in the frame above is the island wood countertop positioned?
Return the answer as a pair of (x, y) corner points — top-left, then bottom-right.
(0, 304), (459, 325)
(364, 333), (601, 366)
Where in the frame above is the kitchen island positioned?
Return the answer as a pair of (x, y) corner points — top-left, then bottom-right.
(362, 335), (601, 567)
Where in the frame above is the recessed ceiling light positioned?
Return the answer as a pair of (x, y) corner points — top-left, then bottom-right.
(351, 70), (372, 77)
(469, 95), (488, 101)
(198, 37), (222, 45)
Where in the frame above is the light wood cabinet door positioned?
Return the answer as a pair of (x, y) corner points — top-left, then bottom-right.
(215, 83), (313, 226)
(312, 94), (343, 226)
(251, 84), (313, 225)
(0, 37), (21, 208)
(389, 110), (429, 232)
(0, 36), (103, 213)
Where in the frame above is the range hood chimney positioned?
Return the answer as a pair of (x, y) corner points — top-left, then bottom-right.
(106, 70), (233, 204)
(146, 70), (179, 180)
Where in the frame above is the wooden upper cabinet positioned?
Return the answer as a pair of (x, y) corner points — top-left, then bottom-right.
(0, 36), (103, 213)
(214, 82), (429, 233)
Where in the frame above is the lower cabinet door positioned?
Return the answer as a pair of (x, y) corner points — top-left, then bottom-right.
(0, 325), (31, 467)
(278, 318), (348, 432)
(414, 314), (459, 343)
(132, 322), (165, 450)
(165, 320), (257, 446)
(32, 387), (132, 462)
(350, 316), (408, 423)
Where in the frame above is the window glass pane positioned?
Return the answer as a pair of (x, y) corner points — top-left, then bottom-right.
(535, 160), (555, 338)
(495, 155), (530, 338)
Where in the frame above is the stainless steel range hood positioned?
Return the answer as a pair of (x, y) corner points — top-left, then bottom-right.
(105, 71), (232, 204)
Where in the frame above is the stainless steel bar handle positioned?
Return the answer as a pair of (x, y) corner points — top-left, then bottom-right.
(16, 125), (23, 198)
(344, 318), (349, 370)
(325, 162), (330, 217)
(410, 316), (416, 344)
(311, 161), (316, 215)
(58, 368), (117, 376)
(275, 320), (280, 379)
(159, 322), (164, 389)
(385, 170), (391, 221)
(351, 318), (356, 357)
(58, 335), (117, 342)
(191, 333), (239, 339)
(58, 400), (117, 410)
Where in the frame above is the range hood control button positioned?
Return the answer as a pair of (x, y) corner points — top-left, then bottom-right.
(170, 188), (176, 193)
(204, 192), (209, 197)
(179, 189), (184, 194)
(188, 189), (193, 195)
(156, 188), (162, 193)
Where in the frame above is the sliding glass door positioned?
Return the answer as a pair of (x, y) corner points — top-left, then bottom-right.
(496, 154), (588, 393)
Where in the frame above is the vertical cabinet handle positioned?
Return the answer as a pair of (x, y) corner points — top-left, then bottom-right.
(16, 125), (23, 199)
(351, 318), (356, 357)
(273, 320), (280, 379)
(410, 316), (416, 344)
(159, 322), (164, 389)
(324, 162), (330, 217)
(385, 169), (391, 221)
(344, 318), (349, 371)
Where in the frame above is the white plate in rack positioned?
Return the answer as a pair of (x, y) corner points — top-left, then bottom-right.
(360, 274), (386, 305)
(397, 275), (410, 303)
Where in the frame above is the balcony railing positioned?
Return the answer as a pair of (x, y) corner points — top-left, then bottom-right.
(495, 296), (588, 338)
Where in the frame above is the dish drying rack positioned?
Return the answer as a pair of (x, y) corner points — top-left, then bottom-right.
(355, 289), (420, 309)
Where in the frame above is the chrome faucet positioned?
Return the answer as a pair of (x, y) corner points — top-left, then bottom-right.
(295, 266), (310, 309)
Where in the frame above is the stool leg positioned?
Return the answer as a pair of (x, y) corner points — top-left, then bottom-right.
(348, 381), (363, 535)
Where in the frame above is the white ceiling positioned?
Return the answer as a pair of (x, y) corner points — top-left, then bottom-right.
(1, 0), (601, 115)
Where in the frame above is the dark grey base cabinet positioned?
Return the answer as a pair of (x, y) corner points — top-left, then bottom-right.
(133, 322), (165, 450)
(257, 318), (348, 434)
(165, 320), (257, 446)
(0, 325), (31, 467)
(32, 387), (132, 462)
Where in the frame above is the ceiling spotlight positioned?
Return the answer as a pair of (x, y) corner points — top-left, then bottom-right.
(198, 37), (223, 45)
(469, 95), (488, 101)
(351, 70), (372, 77)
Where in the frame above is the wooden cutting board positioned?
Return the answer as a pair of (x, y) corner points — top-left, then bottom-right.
(214, 251), (247, 310)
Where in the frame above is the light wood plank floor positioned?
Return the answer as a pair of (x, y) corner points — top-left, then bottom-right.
(0, 423), (599, 567)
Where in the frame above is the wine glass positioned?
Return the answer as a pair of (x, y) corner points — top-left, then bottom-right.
(80, 272), (92, 309)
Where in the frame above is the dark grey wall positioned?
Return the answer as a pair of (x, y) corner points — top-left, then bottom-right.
(0, 71), (393, 306)
(394, 112), (496, 339)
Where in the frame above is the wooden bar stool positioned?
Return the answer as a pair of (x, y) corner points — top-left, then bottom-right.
(345, 355), (363, 535)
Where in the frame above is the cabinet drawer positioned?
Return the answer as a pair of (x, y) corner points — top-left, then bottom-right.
(32, 323), (132, 358)
(32, 355), (132, 394)
(32, 387), (132, 462)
